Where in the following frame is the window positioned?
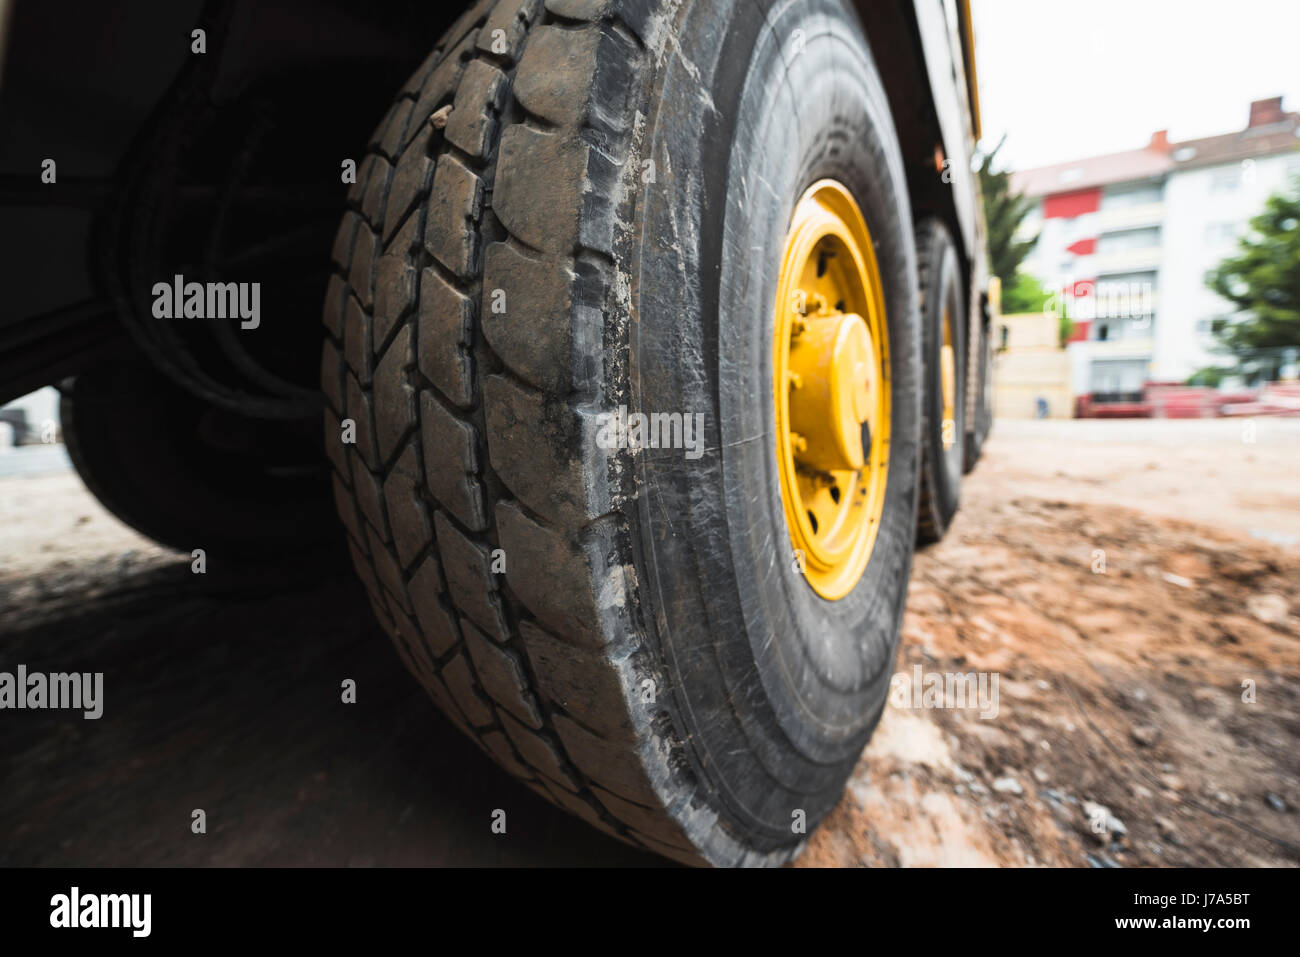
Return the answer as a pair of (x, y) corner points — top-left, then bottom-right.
(1209, 166), (1242, 191)
(1096, 227), (1161, 253)
(1090, 358), (1149, 398)
(1090, 314), (1154, 342)
(1096, 270), (1158, 290)
(1095, 273), (1156, 318)
(1101, 183), (1163, 208)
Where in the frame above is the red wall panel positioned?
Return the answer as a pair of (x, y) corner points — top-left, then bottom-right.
(1044, 188), (1102, 219)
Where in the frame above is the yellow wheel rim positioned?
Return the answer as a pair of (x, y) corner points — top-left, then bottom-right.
(773, 180), (890, 600)
(940, 308), (956, 451)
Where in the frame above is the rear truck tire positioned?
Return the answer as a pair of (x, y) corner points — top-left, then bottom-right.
(963, 293), (993, 473)
(914, 218), (966, 543)
(323, 0), (920, 866)
(62, 363), (336, 559)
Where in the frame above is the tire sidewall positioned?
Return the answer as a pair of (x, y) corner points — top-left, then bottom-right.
(623, 0), (920, 849)
(922, 224), (966, 515)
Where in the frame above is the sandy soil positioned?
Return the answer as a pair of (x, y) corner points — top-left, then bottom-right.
(799, 419), (1300, 867)
(1, 418), (1297, 866)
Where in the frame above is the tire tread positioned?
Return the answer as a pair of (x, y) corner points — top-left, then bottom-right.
(324, 0), (737, 864)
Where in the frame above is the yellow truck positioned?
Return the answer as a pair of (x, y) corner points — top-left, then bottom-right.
(0, 0), (992, 864)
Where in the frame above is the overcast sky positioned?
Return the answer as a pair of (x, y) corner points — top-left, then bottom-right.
(971, 0), (1300, 172)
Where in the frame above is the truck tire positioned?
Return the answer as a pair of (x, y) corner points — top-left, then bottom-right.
(63, 364), (336, 559)
(915, 219), (965, 542)
(323, 0), (920, 866)
(964, 295), (993, 473)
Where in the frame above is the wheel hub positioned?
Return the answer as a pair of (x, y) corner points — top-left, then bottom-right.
(774, 180), (890, 600)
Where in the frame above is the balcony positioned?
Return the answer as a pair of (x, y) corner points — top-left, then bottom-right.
(1090, 246), (1163, 273)
(1094, 201), (1165, 233)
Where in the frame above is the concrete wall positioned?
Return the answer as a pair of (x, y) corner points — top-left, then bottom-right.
(993, 312), (1072, 418)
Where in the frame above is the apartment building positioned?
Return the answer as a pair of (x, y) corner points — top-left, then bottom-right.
(1011, 97), (1300, 399)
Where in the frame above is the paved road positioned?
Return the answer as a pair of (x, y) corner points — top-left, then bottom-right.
(0, 548), (662, 866)
(0, 445), (70, 478)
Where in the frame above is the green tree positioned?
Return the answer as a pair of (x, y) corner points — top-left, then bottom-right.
(1205, 177), (1300, 353)
(979, 136), (1040, 285)
(1001, 271), (1050, 312)
(1186, 365), (1230, 387)
(1000, 273), (1074, 346)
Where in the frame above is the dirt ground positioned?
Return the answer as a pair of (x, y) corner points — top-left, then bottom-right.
(800, 418), (1300, 867)
(1, 418), (1297, 867)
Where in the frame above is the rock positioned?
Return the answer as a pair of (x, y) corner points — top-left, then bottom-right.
(429, 105), (453, 129)
(1246, 593), (1288, 625)
(1085, 852), (1122, 868)
(1130, 725), (1161, 747)
(1266, 793), (1287, 812)
(1083, 801), (1126, 840)
(993, 775), (1024, 796)
(1032, 766), (1050, 785)
(1159, 773), (1184, 791)
(1155, 816), (1178, 840)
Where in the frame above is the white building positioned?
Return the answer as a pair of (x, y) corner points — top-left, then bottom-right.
(1011, 97), (1300, 401)
(1157, 104), (1300, 381)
